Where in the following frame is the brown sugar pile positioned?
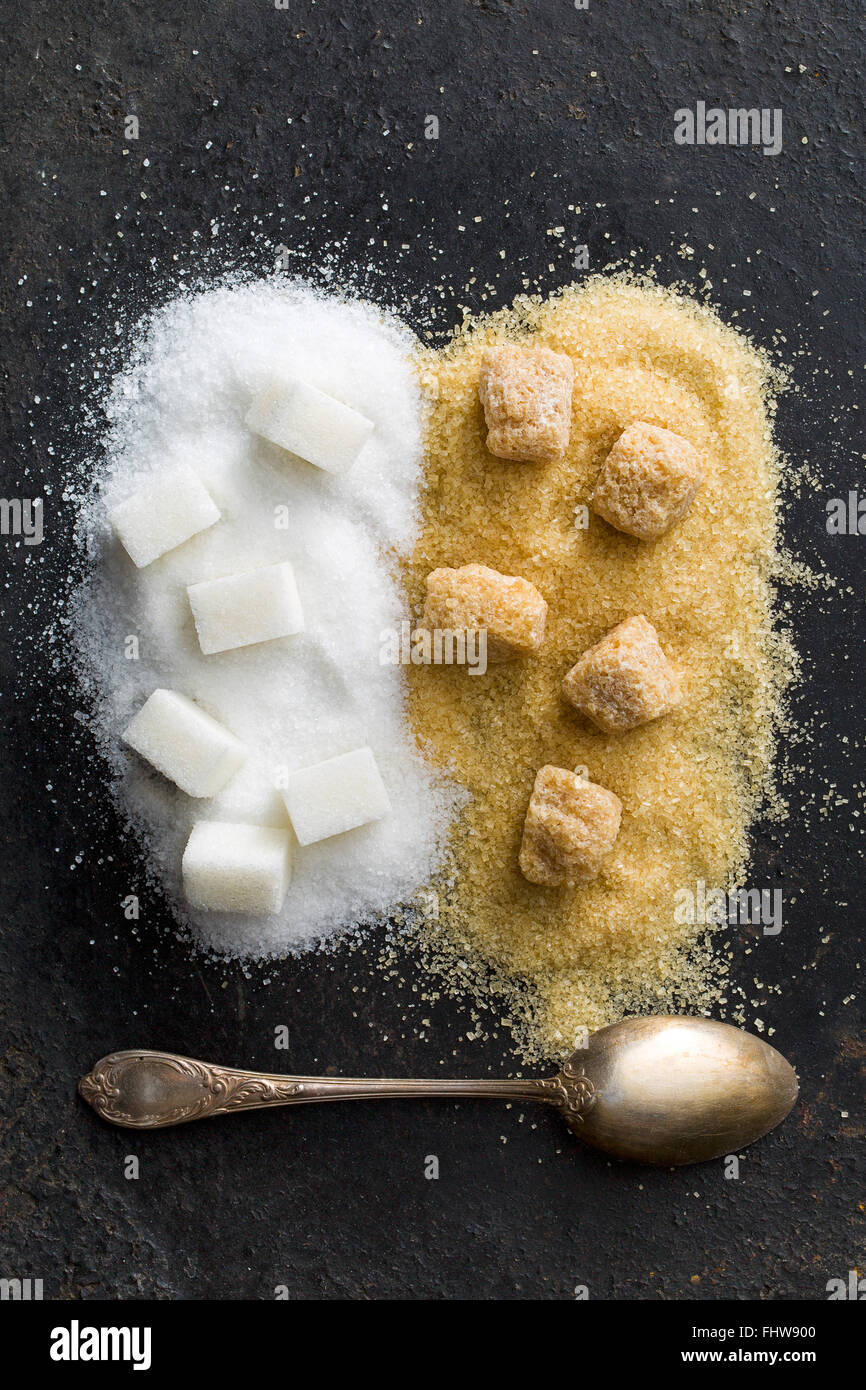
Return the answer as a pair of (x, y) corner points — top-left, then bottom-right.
(404, 275), (795, 1061)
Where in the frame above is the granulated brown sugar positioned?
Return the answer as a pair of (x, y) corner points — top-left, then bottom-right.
(404, 274), (796, 1061)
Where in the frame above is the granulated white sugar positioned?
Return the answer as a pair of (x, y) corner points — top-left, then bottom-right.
(71, 278), (462, 956)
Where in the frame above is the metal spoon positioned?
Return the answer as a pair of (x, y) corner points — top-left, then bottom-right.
(78, 1015), (798, 1165)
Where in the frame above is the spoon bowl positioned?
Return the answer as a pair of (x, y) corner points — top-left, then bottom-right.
(563, 1015), (799, 1165)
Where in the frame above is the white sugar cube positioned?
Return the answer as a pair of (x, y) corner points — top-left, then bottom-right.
(108, 465), (220, 568)
(282, 747), (390, 845)
(122, 689), (247, 797)
(182, 821), (292, 914)
(187, 561), (304, 655)
(246, 378), (374, 476)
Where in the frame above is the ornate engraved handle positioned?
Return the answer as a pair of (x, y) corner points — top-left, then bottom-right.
(78, 1050), (596, 1130)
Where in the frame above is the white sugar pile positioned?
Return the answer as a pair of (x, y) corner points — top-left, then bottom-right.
(72, 277), (461, 956)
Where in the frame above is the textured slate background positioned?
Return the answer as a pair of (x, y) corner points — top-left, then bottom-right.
(0, 0), (863, 1300)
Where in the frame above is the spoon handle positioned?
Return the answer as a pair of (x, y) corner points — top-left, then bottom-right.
(79, 1050), (558, 1129)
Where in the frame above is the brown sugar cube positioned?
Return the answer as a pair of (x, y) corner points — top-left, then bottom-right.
(422, 563), (547, 663)
(561, 615), (682, 734)
(519, 765), (622, 887)
(479, 345), (574, 463)
(590, 421), (703, 540)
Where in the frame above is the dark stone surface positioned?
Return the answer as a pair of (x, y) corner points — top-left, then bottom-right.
(0, 0), (863, 1300)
